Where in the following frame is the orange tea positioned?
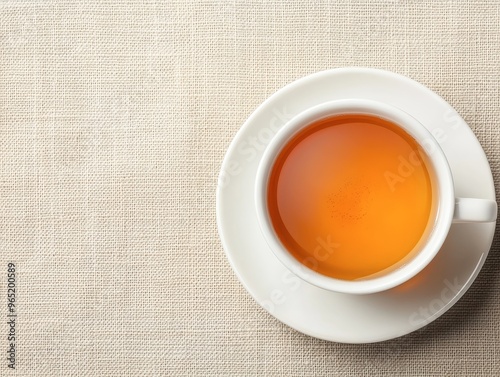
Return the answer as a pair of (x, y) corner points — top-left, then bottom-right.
(267, 114), (434, 280)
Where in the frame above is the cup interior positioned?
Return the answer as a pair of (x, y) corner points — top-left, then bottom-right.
(254, 99), (455, 295)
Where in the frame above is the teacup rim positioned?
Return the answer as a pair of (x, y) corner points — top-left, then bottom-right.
(254, 98), (455, 295)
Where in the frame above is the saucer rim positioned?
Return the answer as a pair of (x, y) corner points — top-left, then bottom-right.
(216, 67), (496, 343)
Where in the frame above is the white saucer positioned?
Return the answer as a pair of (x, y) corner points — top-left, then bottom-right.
(216, 68), (496, 343)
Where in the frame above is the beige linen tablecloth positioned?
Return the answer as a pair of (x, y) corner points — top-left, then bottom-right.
(1, 1), (500, 376)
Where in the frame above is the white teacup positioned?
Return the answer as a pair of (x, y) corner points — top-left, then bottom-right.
(255, 99), (497, 295)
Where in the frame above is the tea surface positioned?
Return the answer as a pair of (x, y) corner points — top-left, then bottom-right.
(267, 114), (433, 280)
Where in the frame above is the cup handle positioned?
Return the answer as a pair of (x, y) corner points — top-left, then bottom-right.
(453, 197), (498, 223)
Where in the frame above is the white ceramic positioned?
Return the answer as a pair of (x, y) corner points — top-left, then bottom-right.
(216, 68), (497, 343)
(254, 99), (497, 295)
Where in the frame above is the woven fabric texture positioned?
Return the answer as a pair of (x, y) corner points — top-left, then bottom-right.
(1, 1), (500, 376)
